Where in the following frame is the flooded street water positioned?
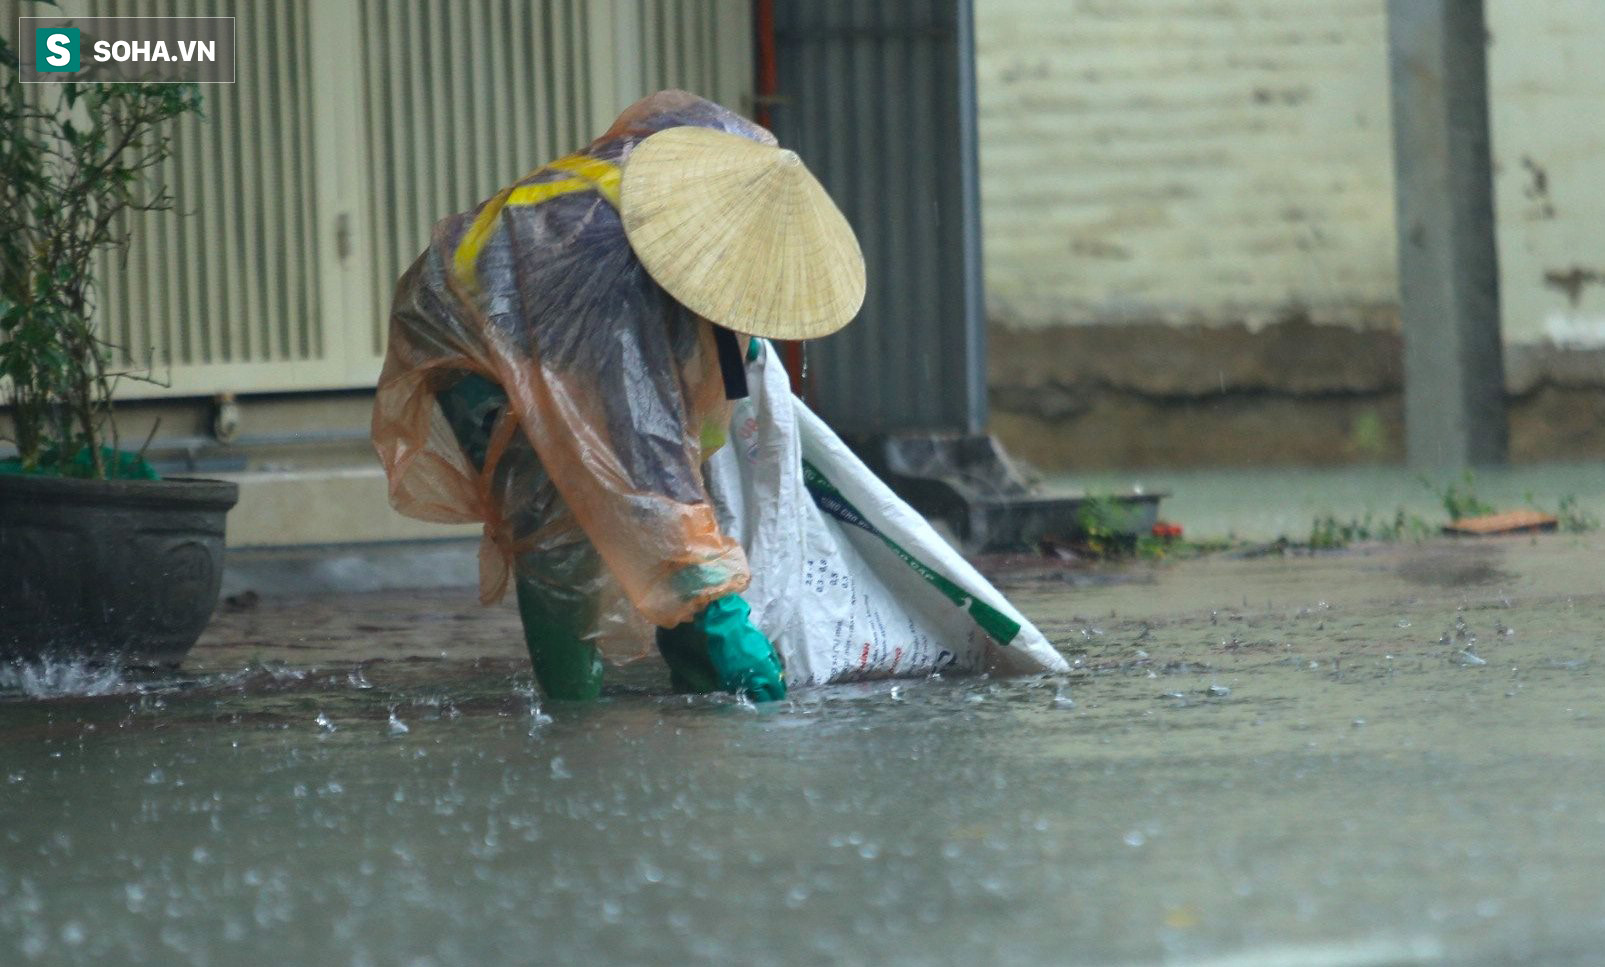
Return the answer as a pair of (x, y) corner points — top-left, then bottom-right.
(3, 532), (1604, 965)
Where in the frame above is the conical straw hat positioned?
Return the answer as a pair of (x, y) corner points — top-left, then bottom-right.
(620, 126), (866, 340)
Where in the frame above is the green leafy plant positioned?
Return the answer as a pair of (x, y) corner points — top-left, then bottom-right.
(0, 32), (200, 478)
(1074, 495), (1141, 557)
(1065, 498), (1230, 560)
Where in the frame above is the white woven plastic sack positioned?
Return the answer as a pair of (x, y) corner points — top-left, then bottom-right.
(704, 343), (1070, 687)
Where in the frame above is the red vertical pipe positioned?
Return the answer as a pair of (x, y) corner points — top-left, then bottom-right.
(754, 0), (808, 397)
(754, 0), (778, 129)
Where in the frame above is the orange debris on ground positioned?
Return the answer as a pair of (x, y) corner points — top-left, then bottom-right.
(1442, 509), (1558, 536)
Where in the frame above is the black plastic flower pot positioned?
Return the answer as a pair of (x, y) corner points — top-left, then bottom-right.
(0, 474), (240, 667)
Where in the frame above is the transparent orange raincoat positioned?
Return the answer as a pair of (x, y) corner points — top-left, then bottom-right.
(371, 91), (775, 661)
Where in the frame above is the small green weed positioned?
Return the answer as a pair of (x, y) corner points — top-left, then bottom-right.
(1308, 509), (1434, 550)
(1304, 473), (1599, 550)
(1554, 494), (1601, 533)
(1076, 474), (1599, 562)
(1427, 470), (1496, 522)
(1134, 534), (1231, 560)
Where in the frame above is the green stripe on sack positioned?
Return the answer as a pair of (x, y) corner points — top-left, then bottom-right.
(801, 460), (1022, 646)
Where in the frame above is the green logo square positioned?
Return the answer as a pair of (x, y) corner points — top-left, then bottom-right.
(35, 27), (80, 72)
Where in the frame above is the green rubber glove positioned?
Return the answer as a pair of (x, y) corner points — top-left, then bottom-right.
(698, 594), (786, 702)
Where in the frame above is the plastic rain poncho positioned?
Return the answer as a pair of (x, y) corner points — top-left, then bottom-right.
(372, 92), (776, 661)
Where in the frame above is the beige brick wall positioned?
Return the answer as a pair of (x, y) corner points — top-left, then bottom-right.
(976, 0), (1605, 351)
(976, 0), (1398, 332)
(1487, 0), (1605, 347)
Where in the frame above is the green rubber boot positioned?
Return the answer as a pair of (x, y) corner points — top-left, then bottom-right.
(655, 621), (721, 694)
(513, 573), (605, 701)
(438, 372), (606, 701)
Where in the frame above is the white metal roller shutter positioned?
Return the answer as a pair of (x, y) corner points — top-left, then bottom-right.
(5, 0), (753, 401)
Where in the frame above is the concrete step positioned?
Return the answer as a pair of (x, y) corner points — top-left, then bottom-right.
(221, 538), (480, 598)
(195, 466), (479, 549)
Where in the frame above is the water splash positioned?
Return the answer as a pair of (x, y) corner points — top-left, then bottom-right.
(0, 658), (129, 698)
(386, 707), (410, 735)
(515, 681), (553, 734)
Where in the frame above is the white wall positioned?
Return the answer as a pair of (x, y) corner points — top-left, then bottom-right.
(1487, 0), (1605, 348)
(976, 0), (1605, 350)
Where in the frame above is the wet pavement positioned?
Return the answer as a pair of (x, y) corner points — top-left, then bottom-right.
(3, 531), (1604, 965)
(1055, 462), (1605, 542)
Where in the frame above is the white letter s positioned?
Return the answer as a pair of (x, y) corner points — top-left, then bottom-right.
(43, 33), (70, 66)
